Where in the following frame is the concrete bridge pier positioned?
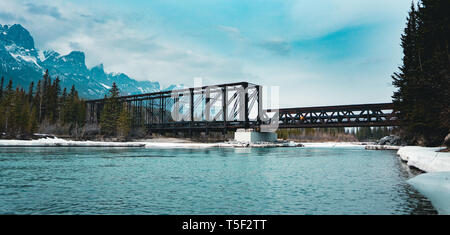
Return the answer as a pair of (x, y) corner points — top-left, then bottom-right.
(234, 128), (278, 143)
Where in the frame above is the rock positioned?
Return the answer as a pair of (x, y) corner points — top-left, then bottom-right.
(376, 135), (403, 146)
(444, 133), (450, 148)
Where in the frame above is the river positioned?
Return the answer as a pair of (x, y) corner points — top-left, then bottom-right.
(0, 146), (436, 214)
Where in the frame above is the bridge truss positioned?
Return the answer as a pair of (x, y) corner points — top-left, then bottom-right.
(86, 82), (263, 134)
(267, 103), (399, 128)
(86, 82), (399, 134)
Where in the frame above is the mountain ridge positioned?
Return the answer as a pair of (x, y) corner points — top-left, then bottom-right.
(0, 23), (167, 99)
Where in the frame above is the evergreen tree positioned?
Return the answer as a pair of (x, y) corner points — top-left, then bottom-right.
(28, 81), (34, 104)
(392, 0), (450, 146)
(100, 82), (121, 136)
(0, 73), (85, 137)
(40, 69), (51, 122)
(0, 76), (4, 100)
(2, 80), (14, 133)
(117, 103), (132, 137)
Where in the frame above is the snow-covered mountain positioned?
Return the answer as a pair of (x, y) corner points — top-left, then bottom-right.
(0, 24), (165, 99)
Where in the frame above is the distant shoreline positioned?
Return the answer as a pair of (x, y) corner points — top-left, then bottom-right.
(0, 136), (373, 148)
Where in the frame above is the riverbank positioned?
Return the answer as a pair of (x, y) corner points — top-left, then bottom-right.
(0, 137), (145, 147)
(395, 146), (450, 215)
(364, 145), (402, 150)
(0, 137), (369, 148)
(397, 146), (450, 172)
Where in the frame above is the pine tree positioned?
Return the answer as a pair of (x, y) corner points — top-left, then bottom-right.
(100, 82), (121, 136)
(33, 80), (41, 119)
(2, 80), (14, 133)
(392, 0), (450, 146)
(0, 76), (4, 100)
(117, 103), (132, 138)
(27, 81), (34, 104)
(29, 106), (38, 134)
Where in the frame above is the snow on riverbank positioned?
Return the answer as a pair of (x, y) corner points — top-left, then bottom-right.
(301, 142), (365, 148)
(144, 141), (303, 148)
(397, 146), (450, 172)
(0, 137), (303, 148)
(365, 145), (402, 150)
(408, 172), (450, 215)
(397, 146), (450, 214)
(0, 137), (360, 149)
(144, 142), (218, 148)
(0, 137), (145, 147)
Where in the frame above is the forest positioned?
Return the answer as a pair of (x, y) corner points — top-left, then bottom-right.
(0, 70), (85, 139)
(392, 0), (449, 146)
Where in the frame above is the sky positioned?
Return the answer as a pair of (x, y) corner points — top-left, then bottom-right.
(0, 0), (413, 108)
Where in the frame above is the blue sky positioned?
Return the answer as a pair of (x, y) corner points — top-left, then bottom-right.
(0, 0), (412, 107)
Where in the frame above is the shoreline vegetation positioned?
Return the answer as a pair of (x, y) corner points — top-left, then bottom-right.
(0, 71), (398, 143)
(0, 136), (365, 148)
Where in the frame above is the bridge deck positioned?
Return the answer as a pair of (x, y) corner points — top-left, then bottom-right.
(85, 82), (398, 133)
(267, 103), (398, 128)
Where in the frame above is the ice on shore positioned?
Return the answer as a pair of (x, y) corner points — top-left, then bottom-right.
(302, 142), (365, 148)
(0, 137), (303, 149)
(365, 145), (402, 150)
(397, 146), (450, 172)
(144, 141), (303, 149)
(144, 142), (218, 148)
(398, 146), (450, 214)
(0, 137), (145, 147)
(0, 137), (366, 149)
(408, 172), (450, 215)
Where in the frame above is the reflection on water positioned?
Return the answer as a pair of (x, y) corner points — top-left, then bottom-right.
(0, 146), (436, 214)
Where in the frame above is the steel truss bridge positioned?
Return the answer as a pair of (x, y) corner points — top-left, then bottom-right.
(86, 81), (399, 133)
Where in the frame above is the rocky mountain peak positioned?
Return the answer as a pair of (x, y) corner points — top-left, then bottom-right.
(0, 23), (165, 99)
(0, 24), (35, 50)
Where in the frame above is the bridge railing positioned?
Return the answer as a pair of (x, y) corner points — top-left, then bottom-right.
(86, 81), (399, 133)
(265, 103), (399, 128)
(85, 82), (264, 133)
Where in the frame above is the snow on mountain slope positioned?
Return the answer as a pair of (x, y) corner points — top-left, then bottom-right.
(0, 24), (166, 99)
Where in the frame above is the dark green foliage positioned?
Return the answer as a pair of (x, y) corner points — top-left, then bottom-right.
(392, 0), (450, 146)
(99, 82), (121, 136)
(0, 76), (3, 100)
(276, 127), (358, 142)
(354, 127), (393, 141)
(61, 85), (86, 135)
(0, 71), (84, 137)
(117, 103), (132, 138)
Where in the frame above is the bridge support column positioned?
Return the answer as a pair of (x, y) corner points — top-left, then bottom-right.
(257, 85), (262, 125)
(222, 87), (227, 135)
(205, 88), (211, 135)
(243, 82), (249, 128)
(189, 88), (194, 137)
(234, 129), (277, 143)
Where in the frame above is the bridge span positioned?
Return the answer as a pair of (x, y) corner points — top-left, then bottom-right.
(85, 81), (398, 134)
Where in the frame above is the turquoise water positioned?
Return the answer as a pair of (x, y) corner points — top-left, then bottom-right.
(0, 146), (436, 214)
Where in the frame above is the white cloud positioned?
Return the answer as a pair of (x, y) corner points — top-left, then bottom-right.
(0, 0), (411, 106)
(288, 0), (410, 39)
(0, 0), (253, 88)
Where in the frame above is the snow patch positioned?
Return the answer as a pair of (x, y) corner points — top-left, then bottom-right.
(9, 52), (41, 68)
(37, 50), (46, 61)
(365, 145), (401, 150)
(397, 146), (450, 172)
(144, 142), (218, 149)
(408, 172), (450, 215)
(100, 83), (111, 89)
(302, 142), (365, 148)
(0, 137), (144, 147)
